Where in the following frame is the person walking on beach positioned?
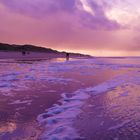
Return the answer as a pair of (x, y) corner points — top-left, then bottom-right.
(66, 53), (69, 60)
(22, 51), (26, 56)
(21, 46), (26, 56)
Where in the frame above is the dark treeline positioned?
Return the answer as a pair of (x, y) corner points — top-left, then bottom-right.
(0, 43), (59, 53)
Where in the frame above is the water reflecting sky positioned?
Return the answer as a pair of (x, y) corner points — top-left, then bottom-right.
(0, 57), (139, 139)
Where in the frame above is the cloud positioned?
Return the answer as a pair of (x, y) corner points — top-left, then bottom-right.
(78, 0), (120, 30)
(0, 0), (120, 30)
(0, 0), (76, 17)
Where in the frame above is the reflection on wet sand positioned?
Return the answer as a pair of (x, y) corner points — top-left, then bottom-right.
(0, 57), (139, 139)
(0, 122), (16, 133)
(0, 121), (43, 140)
(75, 77), (140, 140)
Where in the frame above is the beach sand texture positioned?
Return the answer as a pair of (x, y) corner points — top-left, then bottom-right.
(0, 57), (139, 140)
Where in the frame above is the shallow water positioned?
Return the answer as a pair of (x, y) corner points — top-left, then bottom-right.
(75, 83), (140, 140)
(36, 57), (140, 140)
(0, 57), (140, 140)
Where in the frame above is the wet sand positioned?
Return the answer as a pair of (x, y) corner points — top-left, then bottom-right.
(0, 58), (123, 140)
(0, 57), (139, 140)
(73, 58), (140, 140)
(75, 83), (140, 140)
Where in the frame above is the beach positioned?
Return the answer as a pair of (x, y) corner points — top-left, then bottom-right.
(0, 51), (65, 60)
(1, 0), (140, 139)
(0, 57), (140, 140)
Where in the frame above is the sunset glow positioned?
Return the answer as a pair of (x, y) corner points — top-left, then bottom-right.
(0, 0), (140, 56)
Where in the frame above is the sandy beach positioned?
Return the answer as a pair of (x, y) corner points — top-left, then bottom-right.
(0, 57), (140, 140)
(0, 51), (88, 61)
(0, 51), (66, 60)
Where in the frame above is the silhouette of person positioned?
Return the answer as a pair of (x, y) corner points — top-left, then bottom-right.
(22, 51), (26, 56)
(21, 46), (26, 56)
(66, 53), (69, 61)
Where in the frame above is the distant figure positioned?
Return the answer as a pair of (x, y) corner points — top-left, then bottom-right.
(22, 51), (26, 56)
(66, 53), (69, 61)
(21, 46), (26, 56)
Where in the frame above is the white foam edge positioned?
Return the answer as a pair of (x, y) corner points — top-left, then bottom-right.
(37, 73), (135, 140)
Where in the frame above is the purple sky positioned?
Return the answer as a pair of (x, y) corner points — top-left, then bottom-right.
(0, 0), (140, 56)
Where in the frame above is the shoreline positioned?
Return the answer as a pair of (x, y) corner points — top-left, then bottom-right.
(0, 51), (91, 63)
(0, 51), (64, 59)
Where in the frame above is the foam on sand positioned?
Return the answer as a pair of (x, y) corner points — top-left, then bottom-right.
(37, 72), (140, 139)
(9, 99), (32, 105)
(37, 58), (140, 140)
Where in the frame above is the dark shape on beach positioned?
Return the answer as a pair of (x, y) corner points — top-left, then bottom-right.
(0, 42), (92, 58)
(66, 53), (70, 60)
(21, 46), (26, 56)
(22, 51), (26, 56)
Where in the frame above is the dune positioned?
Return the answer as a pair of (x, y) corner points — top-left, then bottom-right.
(0, 42), (91, 60)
